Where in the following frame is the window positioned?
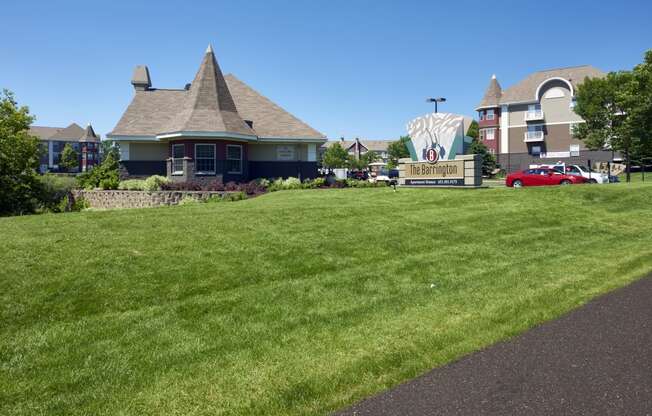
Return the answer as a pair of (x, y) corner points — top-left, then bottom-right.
(530, 145), (542, 156)
(226, 144), (243, 174)
(485, 128), (496, 141)
(486, 109), (495, 120)
(570, 144), (580, 157)
(479, 111), (485, 121)
(194, 144), (216, 174)
(172, 144), (184, 175)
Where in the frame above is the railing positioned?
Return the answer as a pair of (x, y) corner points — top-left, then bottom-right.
(525, 110), (544, 121)
(524, 131), (544, 142)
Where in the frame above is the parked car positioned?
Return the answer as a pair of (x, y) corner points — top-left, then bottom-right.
(506, 168), (588, 187)
(349, 170), (369, 180)
(534, 163), (609, 184)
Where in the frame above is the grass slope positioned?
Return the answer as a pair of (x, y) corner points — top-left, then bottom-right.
(1, 184), (652, 415)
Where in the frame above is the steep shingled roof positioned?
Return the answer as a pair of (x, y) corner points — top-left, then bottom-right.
(109, 46), (324, 140)
(476, 75), (502, 109)
(165, 45), (254, 136)
(79, 124), (100, 142)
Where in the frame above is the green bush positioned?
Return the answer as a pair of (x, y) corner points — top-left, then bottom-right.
(55, 194), (89, 213)
(118, 179), (146, 190)
(77, 152), (120, 190)
(313, 177), (326, 188)
(205, 195), (223, 203)
(38, 174), (77, 212)
(282, 177), (302, 190)
(144, 175), (170, 191)
(224, 191), (247, 201)
(178, 195), (199, 206)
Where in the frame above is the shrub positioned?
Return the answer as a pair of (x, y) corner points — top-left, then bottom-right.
(313, 177), (326, 188)
(38, 174), (77, 212)
(178, 195), (199, 205)
(161, 181), (202, 191)
(256, 178), (270, 188)
(77, 152), (120, 190)
(143, 175), (169, 191)
(243, 180), (263, 195)
(118, 179), (146, 191)
(224, 181), (239, 191)
(283, 177), (302, 190)
(204, 180), (225, 191)
(205, 195), (223, 203)
(55, 194), (89, 213)
(224, 191), (247, 201)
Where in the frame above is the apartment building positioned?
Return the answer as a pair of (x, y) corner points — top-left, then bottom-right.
(29, 123), (100, 173)
(476, 66), (615, 171)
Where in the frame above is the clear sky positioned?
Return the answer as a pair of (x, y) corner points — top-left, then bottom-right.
(2, 0), (651, 140)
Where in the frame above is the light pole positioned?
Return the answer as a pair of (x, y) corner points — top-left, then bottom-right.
(426, 97), (446, 113)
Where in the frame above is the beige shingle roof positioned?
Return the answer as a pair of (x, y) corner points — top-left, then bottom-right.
(325, 139), (391, 152)
(29, 126), (63, 140)
(501, 65), (605, 104)
(225, 74), (324, 139)
(476, 75), (502, 109)
(165, 45), (254, 136)
(109, 46), (324, 141)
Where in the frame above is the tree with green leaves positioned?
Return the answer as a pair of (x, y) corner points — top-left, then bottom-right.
(100, 139), (120, 162)
(466, 120), (479, 140)
(0, 90), (42, 216)
(76, 150), (120, 190)
(322, 142), (349, 168)
(573, 50), (652, 182)
(387, 136), (411, 168)
(59, 143), (79, 172)
(468, 138), (497, 177)
(359, 150), (379, 168)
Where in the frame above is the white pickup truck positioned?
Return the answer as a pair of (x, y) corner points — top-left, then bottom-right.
(532, 163), (610, 184)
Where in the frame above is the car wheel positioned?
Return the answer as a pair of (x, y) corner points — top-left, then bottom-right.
(561, 180), (571, 185)
(589, 179), (597, 184)
(512, 180), (523, 188)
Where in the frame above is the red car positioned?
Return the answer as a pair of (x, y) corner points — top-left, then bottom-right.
(506, 168), (587, 187)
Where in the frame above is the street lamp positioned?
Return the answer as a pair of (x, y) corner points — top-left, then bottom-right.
(426, 97), (447, 113)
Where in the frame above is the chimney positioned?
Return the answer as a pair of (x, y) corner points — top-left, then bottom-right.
(131, 65), (151, 91)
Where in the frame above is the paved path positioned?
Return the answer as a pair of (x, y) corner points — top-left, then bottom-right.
(336, 276), (652, 416)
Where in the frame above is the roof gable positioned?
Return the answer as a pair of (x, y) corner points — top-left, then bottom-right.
(50, 123), (85, 140)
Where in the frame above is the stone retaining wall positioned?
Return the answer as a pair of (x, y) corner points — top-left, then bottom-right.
(72, 190), (231, 209)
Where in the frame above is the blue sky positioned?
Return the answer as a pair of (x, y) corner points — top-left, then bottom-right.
(2, 0), (651, 140)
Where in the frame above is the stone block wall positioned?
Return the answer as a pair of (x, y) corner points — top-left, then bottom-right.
(72, 190), (230, 209)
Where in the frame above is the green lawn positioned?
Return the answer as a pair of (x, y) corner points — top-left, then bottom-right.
(2, 183), (652, 415)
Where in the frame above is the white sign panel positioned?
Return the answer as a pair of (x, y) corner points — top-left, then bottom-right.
(277, 145), (295, 161)
(406, 113), (473, 162)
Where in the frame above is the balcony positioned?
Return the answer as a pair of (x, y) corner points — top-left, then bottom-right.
(524, 110), (544, 121)
(524, 131), (544, 142)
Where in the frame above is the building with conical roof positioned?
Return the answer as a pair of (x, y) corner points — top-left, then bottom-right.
(108, 44), (326, 181)
(474, 66), (615, 171)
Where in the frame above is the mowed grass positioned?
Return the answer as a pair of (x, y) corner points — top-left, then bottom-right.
(1, 183), (652, 415)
